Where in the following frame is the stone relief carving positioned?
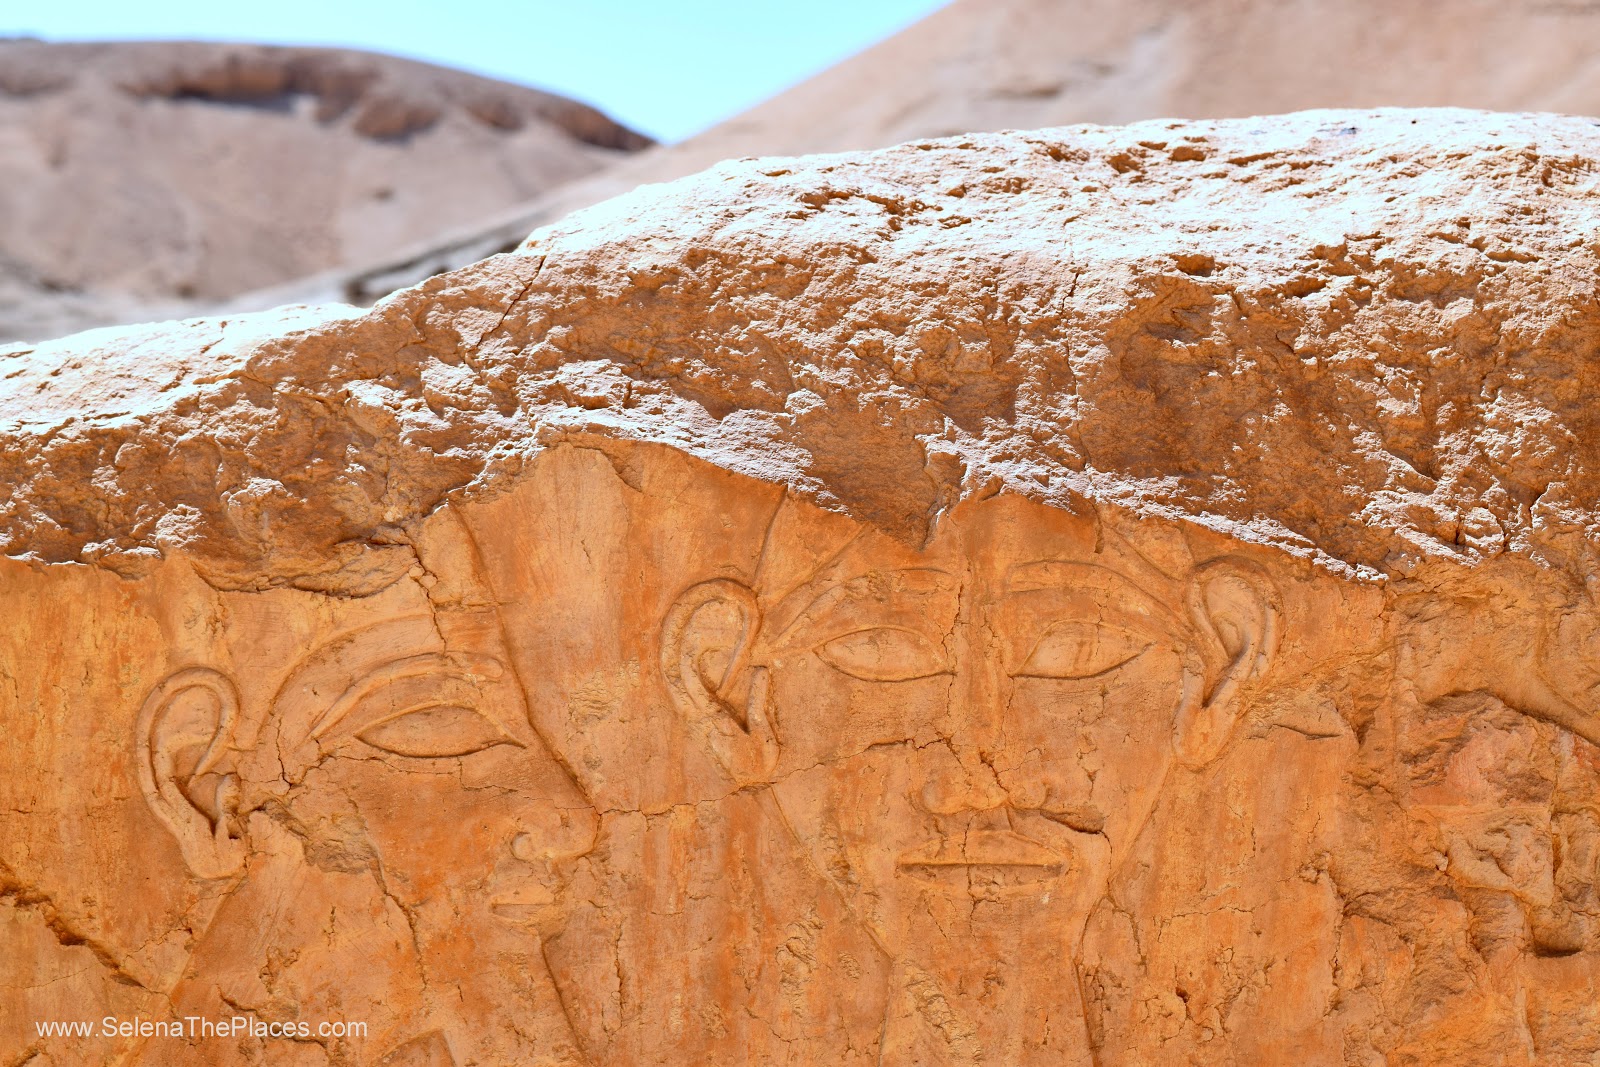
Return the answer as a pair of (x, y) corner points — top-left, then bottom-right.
(9, 111), (1600, 1066)
(659, 494), (1279, 1065)
(1400, 693), (1599, 952)
(1384, 691), (1600, 1060)
(3, 444), (1599, 1066)
(127, 510), (597, 1065)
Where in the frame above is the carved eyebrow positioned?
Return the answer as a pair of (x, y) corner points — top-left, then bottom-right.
(768, 567), (959, 649)
(1003, 561), (1184, 627)
(307, 653), (507, 741)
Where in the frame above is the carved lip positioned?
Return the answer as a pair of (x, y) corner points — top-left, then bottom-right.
(896, 830), (1066, 882)
(489, 885), (558, 926)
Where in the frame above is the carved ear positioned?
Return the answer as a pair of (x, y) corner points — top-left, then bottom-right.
(1174, 559), (1279, 768)
(660, 579), (777, 786)
(137, 668), (246, 879)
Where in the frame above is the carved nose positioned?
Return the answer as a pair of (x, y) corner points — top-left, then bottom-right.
(510, 802), (599, 864)
(919, 756), (1008, 815)
(919, 626), (1017, 814)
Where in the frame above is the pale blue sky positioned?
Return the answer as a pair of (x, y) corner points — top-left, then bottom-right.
(3, 1), (950, 142)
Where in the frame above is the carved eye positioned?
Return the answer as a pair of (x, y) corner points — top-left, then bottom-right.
(1016, 622), (1149, 681)
(817, 627), (950, 682)
(357, 704), (516, 758)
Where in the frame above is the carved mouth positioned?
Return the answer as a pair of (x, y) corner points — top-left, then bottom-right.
(489, 885), (559, 927)
(896, 830), (1066, 885)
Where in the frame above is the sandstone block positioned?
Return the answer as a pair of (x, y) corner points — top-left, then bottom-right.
(2, 109), (1598, 1065)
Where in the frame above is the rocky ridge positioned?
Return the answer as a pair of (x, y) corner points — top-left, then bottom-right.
(0, 39), (650, 342)
(264, 0), (1600, 309)
(3, 110), (1593, 594)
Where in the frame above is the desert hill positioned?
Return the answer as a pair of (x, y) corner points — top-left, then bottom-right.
(0, 39), (650, 341)
(267, 0), (1600, 309)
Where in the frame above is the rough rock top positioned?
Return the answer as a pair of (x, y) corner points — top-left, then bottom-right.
(3, 109), (1597, 593)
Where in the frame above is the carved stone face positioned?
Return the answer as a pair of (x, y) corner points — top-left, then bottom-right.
(756, 497), (1206, 950)
(266, 616), (597, 935)
(1401, 692), (1600, 956)
(656, 487), (1269, 1060)
(144, 607), (598, 1063)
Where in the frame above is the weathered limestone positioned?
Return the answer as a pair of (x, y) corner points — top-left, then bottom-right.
(3, 110), (1600, 1065)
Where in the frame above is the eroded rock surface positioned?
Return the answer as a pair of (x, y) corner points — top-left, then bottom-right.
(3, 110), (1600, 1066)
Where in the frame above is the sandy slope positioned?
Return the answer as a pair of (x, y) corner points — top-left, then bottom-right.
(0, 39), (650, 341)
(259, 0), (1600, 309)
